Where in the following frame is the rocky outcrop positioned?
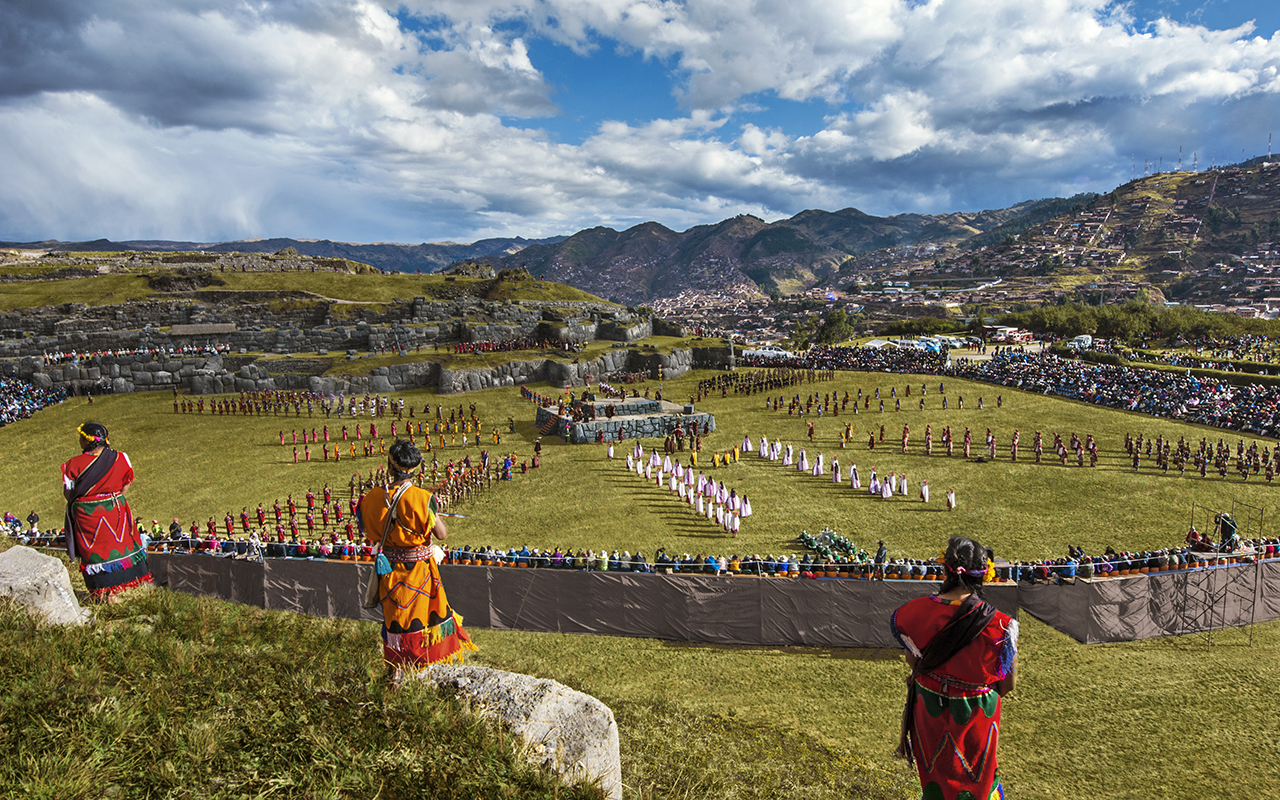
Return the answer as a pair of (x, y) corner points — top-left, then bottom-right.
(0, 546), (87, 626)
(419, 664), (621, 800)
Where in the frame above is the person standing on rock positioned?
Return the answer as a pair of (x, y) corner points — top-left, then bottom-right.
(61, 422), (152, 603)
(359, 440), (476, 685)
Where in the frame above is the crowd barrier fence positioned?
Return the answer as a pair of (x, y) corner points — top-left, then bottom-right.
(144, 553), (1280, 646)
(146, 554), (1018, 649)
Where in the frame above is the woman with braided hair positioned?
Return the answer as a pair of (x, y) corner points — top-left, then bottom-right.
(891, 536), (1018, 800)
(358, 439), (476, 684)
(60, 422), (152, 602)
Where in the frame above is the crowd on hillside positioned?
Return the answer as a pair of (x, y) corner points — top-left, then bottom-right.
(42, 344), (229, 365)
(0, 377), (66, 427)
(446, 337), (573, 354)
(741, 343), (1280, 437)
(953, 350), (1280, 435)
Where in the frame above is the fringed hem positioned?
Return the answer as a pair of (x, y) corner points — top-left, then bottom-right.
(383, 612), (477, 668)
(88, 573), (153, 602)
(82, 549), (146, 576)
(84, 557), (152, 596)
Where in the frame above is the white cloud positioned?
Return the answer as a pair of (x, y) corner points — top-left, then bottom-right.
(1, 0), (1279, 243)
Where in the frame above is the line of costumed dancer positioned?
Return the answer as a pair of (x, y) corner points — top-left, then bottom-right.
(60, 422), (154, 602)
(612, 439), (753, 534)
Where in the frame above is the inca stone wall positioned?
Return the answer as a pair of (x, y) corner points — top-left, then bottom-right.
(533, 397), (716, 444)
(0, 344), (734, 397)
(0, 297), (647, 348)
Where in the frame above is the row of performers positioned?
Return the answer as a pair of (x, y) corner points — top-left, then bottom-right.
(618, 443), (753, 535)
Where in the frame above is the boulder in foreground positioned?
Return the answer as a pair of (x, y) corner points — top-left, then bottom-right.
(0, 545), (87, 626)
(419, 664), (621, 800)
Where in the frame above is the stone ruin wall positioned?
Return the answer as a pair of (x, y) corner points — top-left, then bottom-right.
(0, 295), (662, 347)
(533, 399), (717, 444)
(0, 312), (732, 397)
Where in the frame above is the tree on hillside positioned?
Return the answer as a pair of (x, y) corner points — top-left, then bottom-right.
(813, 308), (856, 345)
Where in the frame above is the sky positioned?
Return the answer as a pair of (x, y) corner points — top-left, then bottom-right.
(1, 0), (1278, 245)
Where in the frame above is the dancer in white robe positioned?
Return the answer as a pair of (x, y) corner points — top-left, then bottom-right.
(742, 435), (752, 453)
(626, 453), (634, 472)
(850, 463), (860, 489)
(900, 473), (909, 496)
(814, 453), (824, 477)
(783, 444), (793, 466)
(662, 455), (672, 473)
(696, 494), (705, 514)
(760, 435), (769, 457)
(832, 456), (841, 484)
(742, 496), (753, 517)
(946, 487), (956, 510)
(881, 477), (893, 499)
(869, 475), (880, 495)
(607, 443), (614, 459)
(798, 449), (808, 472)
(919, 480), (929, 503)
(889, 471), (897, 493)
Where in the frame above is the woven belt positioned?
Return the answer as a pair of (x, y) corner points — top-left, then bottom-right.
(383, 545), (431, 562)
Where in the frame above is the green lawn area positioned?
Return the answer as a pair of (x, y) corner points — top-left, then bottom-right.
(0, 273), (155, 309)
(4, 366), (1279, 797)
(0, 269), (613, 311)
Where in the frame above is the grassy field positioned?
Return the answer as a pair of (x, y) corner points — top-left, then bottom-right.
(8, 369), (1265, 561)
(0, 578), (603, 800)
(0, 269), (612, 311)
(3, 366), (1280, 797)
(0, 273), (156, 309)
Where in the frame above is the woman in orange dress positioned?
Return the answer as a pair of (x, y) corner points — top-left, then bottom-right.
(358, 440), (475, 683)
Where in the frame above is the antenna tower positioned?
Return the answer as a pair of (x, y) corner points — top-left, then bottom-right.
(1193, 152), (1198, 172)
(1178, 146), (1183, 171)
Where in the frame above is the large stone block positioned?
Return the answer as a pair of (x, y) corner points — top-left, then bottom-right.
(419, 665), (621, 800)
(111, 377), (133, 394)
(0, 546), (86, 626)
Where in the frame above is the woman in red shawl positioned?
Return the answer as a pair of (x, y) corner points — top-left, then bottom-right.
(61, 422), (152, 602)
(891, 536), (1018, 800)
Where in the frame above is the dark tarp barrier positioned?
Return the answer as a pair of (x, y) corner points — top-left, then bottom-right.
(1018, 562), (1280, 644)
(147, 554), (1017, 648)
(152, 552), (265, 608)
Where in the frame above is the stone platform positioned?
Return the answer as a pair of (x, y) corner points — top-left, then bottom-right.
(535, 396), (715, 444)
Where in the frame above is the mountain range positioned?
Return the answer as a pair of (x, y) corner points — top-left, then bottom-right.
(0, 236), (566, 274)
(0, 195), (1095, 304)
